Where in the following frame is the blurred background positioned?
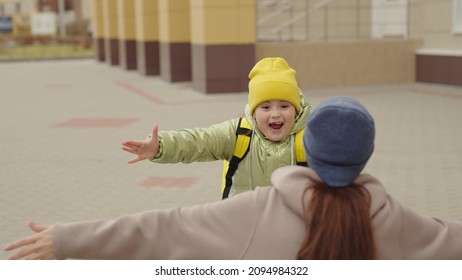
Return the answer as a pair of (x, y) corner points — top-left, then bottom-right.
(1, 0), (462, 260)
(0, 0), (460, 90)
(0, 0), (93, 60)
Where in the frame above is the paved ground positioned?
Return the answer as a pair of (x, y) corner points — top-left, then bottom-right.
(1, 59), (462, 259)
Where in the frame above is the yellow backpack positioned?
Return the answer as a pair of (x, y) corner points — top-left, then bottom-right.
(221, 117), (306, 199)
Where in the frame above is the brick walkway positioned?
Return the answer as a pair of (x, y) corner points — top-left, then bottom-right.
(1, 59), (462, 259)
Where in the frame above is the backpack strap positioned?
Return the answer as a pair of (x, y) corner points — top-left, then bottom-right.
(222, 118), (307, 199)
(222, 117), (252, 199)
(295, 128), (307, 166)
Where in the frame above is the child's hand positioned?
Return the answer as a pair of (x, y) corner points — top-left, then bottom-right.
(122, 124), (160, 164)
(4, 221), (55, 260)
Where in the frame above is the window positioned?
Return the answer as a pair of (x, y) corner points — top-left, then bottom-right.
(263, 0), (277, 7)
(453, 0), (462, 34)
(372, 0), (408, 38)
(15, 2), (21, 13)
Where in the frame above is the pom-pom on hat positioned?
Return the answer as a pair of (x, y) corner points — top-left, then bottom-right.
(248, 57), (301, 114)
(303, 96), (375, 187)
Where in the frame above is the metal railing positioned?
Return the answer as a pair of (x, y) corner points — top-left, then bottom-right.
(257, 0), (298, 26)
(257, 0), (410, 42)
(270, 0), (334, 38)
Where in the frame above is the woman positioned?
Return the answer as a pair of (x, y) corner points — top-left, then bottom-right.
(4, 96), (462, 260)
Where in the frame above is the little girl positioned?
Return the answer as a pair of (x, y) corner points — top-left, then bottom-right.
(122, 57), (311, 198)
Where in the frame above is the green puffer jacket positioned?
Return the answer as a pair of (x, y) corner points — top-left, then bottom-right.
(151, 94), (311, 197)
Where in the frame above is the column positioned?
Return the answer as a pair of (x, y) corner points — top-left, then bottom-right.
(190, 0), (256, 93)
(135, 0), (160, 76)
(158, 0), (191, 82)
(102, 0), (119, 65)
(117, 0), (137, 70)
(90, 0), (105, 61)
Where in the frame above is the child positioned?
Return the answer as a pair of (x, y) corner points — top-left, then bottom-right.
(122, 57), (311, 198)
(5, 96), (462, 260)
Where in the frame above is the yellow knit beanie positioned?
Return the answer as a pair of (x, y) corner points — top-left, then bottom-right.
(248, 57), (301, 114)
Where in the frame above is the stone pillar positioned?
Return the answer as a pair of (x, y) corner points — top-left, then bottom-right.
(190, 0), (256, 93)
(135, 0), (160, 76)
(117, 0), (137, 70)
(90, 0), (105, 61)
(158, 0), (191, 82)
(102, 0), (119, 65)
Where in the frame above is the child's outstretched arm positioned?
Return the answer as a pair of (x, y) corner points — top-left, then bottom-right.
(122, 124), (160, 164)
(4, 221), (55, 260)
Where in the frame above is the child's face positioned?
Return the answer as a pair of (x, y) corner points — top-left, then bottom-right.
(253, 100), (297, 141)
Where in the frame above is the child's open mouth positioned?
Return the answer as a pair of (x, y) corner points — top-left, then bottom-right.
(269, 122), (283, 130)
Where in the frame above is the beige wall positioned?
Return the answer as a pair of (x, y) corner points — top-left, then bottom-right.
(190, 0), (255, 45)
(257, 0), (372, 42)
(257, 39), (423, 89)
(102, 0), (118, 39)
(409, 0), (462, 49)
(90, 0), (104, 38)
(117, 0), (136, 40)
(135, 0), (158, 41)
(257, 0), (461, 51)
(158, 0), (190, 43)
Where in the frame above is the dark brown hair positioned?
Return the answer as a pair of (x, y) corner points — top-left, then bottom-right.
(297, 183), (377, 260)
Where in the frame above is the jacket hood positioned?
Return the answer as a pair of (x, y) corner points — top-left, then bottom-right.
(244, 92), (311, 140)
(270, 166), (388, 219)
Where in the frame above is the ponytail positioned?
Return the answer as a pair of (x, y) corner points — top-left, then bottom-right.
(297, 183), (377, 260)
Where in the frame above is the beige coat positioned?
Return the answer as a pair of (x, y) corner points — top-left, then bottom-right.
(53, 166), (462, 259)
(150, 95), (311, 197)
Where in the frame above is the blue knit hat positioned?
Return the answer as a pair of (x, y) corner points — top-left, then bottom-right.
(304, 96), (375, 187)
